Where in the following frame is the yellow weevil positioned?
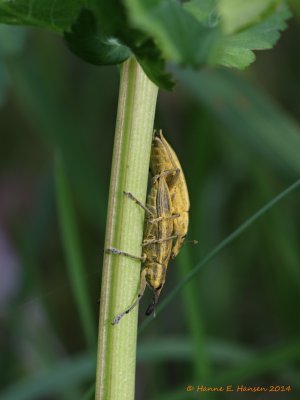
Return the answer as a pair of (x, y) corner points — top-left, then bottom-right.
(107, 175), (177, 324)
(150, 130), (193, 259)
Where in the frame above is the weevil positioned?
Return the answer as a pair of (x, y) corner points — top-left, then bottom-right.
(107, 176), (178, 324)
(150, 130), (192, 259)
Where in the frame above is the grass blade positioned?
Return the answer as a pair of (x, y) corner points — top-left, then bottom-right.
(54, 153), (96, 349)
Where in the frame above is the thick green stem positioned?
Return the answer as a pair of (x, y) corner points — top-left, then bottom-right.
(95, 58), (158, 400)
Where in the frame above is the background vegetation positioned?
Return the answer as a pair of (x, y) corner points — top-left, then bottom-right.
(1, 3), (300, 399)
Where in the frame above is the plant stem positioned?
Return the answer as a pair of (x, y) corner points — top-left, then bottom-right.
(95, 58), (158, 400)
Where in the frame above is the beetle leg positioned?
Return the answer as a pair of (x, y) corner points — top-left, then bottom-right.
(111, 268), (148, 325)
(106, 247), (147, 262)
(149, 213), (180, 224)
(142, 235), (177, 246)
(123, 191), (154, 217)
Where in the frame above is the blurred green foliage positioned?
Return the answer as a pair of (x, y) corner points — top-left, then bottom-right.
(0, 0), (291, 88)
(1, 7), (300, 400)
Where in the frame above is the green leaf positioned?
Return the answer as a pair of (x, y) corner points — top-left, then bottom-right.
(124, 0), (220, 66)
(0, 0), (291, 84)
(0, 0), (84, 32)
(185, 1), (291, 69)
(218, 2), (291, 69)
(67, 2), (173, 87)
(85, 1), (175, 88)
(219, 0), (277, 34)
(134, 40), (175, 90)
(183, 0), (218, 25)
(64, 9), (131, 66)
